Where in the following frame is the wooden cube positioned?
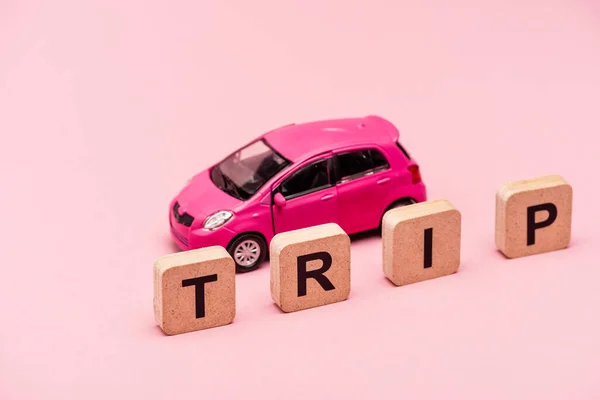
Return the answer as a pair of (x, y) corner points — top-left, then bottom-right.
(153, 246), (235, 335)
(382, 199), (461, 286)
(495, 174), (572, 258)
(270, 223), (351, 313)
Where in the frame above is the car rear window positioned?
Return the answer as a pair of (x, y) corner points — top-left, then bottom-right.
(396, 141), (411, 160)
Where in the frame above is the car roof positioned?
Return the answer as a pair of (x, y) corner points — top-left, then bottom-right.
(261, 116), (399, 163)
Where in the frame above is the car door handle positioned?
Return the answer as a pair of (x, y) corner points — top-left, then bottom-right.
(377, 177), (391, 185)
(321, 194), (334, 201)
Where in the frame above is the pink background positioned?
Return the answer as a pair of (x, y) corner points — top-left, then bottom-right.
(1, 0), (600, 398)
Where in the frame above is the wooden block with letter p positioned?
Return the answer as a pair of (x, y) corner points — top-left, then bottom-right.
(382, 199), (461, 286)
(153, 246), (235, 335)
(495, 174), (573, 258)
(270, 223), (351, 313)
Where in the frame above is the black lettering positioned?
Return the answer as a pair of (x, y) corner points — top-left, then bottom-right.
(424, 228), (433, 268)
(297, 252), (335, 297)
(527, 203), (558, 246)
(182, 274), (218, 318)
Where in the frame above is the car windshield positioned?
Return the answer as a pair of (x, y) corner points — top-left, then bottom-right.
(210, 139), (290, 200)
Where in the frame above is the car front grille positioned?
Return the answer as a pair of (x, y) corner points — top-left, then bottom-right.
(170, 220), (189, 247)
(173, 202), (194, 227)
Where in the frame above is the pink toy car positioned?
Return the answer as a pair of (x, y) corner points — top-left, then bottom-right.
(169, 115), (426, 272)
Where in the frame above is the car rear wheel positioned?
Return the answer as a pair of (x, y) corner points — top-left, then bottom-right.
(227, 234), (267, 273)
(388, 198), (416, 210)
(380, 198), (416, 228)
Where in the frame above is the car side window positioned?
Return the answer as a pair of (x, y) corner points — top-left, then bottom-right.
(279, 158), (331, 199)
(335, 148), (389, 183)
(370, 148), (390, 169)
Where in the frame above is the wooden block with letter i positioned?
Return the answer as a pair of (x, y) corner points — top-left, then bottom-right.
(153, 246), (235, 335)
(382, 199), (461, 286)
(495, 174), (572, 258)
(270, 223), (351, 313)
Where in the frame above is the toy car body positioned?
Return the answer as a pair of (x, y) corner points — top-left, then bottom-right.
(169, 115), (426, 272)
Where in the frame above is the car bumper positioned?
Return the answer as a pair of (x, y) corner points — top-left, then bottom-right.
(189, 225), (237, 251)
(169, 219), (191, 250)
(169, 217), (237, 252)
(404, 181), (427, 203)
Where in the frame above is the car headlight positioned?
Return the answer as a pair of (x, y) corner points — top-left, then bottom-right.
(203, 211), (233, 230)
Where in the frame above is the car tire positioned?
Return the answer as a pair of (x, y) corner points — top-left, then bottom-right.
(388, 198), (416, 210)
(380, 198), (416, 228)
(227, 233), (268, 273)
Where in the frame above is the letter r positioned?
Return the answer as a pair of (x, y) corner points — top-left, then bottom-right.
(297, 252), (335, 297)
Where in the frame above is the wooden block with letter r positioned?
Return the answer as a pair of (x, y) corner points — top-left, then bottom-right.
(382, 199), (461, 286)
(495, 174), (572, 258)
(270, 223), (351, 313)
(153, 246), (235, 335)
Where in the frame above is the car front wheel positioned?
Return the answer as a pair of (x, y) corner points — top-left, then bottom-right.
(227, 234), (267, 273)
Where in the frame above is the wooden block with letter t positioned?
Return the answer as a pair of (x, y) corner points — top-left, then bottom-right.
(382, 199), (461, 286)
(495, 174), (572, 258)
(153, 246), (235, 335)
(270, 223), (351, 313)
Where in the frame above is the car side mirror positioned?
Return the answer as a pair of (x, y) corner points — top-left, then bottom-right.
(274, 192), (287, 208)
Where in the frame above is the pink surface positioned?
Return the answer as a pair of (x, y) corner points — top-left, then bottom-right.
(1, 0), (600, 399)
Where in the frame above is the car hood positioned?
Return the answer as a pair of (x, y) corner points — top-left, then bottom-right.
(174, 170), (244, 224)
